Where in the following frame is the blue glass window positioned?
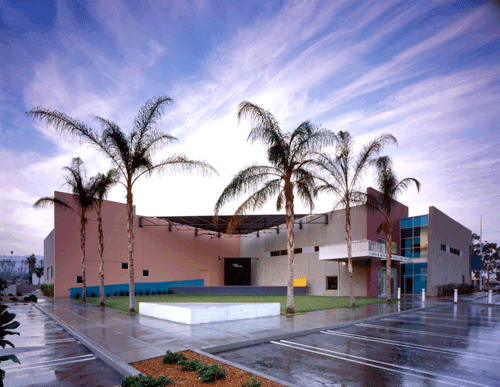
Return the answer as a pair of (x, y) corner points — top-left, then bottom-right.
(401, 228), (413, 238)
(414, 263), (427, 275)
(404, 264), (413, 275)
(401, 218), (413, 229)
(413, 238), (420, 248)
(402, 248), (412, 258)
(414, 250), (421, 258)
(414, 227), (420, 237)
(402, 238), (413, 248)
(414, 215), (428, 227)
(414, 275), (427, 293)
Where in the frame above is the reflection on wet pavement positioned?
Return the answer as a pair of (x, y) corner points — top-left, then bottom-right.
(217, 304), (500, 387)
(0, 302), (123, 387)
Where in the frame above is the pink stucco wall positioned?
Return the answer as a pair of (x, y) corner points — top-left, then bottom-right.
(365, 187), (409, 297)
(53, 191), (240, 297)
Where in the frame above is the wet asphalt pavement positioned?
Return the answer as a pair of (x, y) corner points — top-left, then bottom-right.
(0, 302), (123, 387)
(217, 304), (500, 387)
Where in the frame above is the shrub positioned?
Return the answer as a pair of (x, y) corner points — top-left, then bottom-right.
(119, 290), (125, 297)
(177, 359), (206, 372)
(139, 291), (143, 296)
(241, 376), (262, 387)
(9, 298), (18, 301)
(40, 284), (54, 297)
(120, 374), (173, 387)
(126, 291), (129, 296)
(0, 304), (21, 381)
(167, 289), (174, 294)
(163, 350), (187, 364)
(198, 363), (226, 383)
(7, 294), (13, 297)
(114, 291), (118, 297)
(145, 290), (150, 296)
(16, 292), (22, 297)
(90, 292), (96, 298)
(74, 293), (80, 299)
(106, 293), (110, 298)
(151, 290), (155, 295)
(23, 295), (37, 303)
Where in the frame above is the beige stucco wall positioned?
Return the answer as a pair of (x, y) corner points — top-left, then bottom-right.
(427, 206), (472, 296)
(53, 191), (240, 297)
(244, 205), (368, 296)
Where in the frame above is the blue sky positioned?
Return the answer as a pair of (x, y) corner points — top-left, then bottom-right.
(1, 0), (499, 256)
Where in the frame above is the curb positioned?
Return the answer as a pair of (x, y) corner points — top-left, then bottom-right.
(192, 348), (301, 387)
(32, 302), (141, 378)
(202, 303), (443, 354)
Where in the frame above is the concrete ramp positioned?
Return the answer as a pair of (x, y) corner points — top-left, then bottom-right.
(139, 302), (281, 325)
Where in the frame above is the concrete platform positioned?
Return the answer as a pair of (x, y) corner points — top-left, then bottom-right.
(139, 302), (281, 324)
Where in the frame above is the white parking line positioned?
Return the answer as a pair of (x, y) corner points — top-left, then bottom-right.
(271, 340), (491, 387)
(3, 354), (95, 371)
(8, 356), (97, 372)
(382, 318), (470, 328)
(399, 314), (498, 324)
(321, 330), (500, 363)
(356, 323), (500, 343)
(415, 311), (500, 322)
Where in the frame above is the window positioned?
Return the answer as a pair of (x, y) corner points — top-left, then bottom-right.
(143, 270), (149, 277)
(280, 250), (287, 256)
(378, 238), (386, 244)
(294, 248), (302, 254)
(121, 262), (128, 270)
(400, 218), (413, 229)
(270, 251), (280, 257)
(401, 228), (413, 238)
(326, 276), (338, 290)
(76, 276), (82, 284)
(441, 244), (447, 252)
(314, 246), (319, 252)
(414, 215), (428, 227)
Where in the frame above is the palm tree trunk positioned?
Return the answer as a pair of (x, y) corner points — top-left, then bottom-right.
(98, 206), (105, 306)
(385, 222), (392, 303)
(127, 186), (136, 313)
(80, 209), (87, 303)
(345, 201), (355, 307)
(285, 184), (295, 314)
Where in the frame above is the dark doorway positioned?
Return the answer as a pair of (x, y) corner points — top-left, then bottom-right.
(224, 258), (251, 285)
(406, 277), (413, 294)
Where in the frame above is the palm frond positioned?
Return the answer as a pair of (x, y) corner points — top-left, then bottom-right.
(95, 169), (120, 204)
(132, 96), (172, 142)
(132, 154), (218, 186)
(238, 101), (285, 149)
(214, 165), (281, 218)
(33, 197), (73, 211)
(226, 179), (282, 233)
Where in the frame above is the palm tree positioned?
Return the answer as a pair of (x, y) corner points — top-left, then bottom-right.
(95, 169), (119, 306)
(215, 101), (334, 314)
(28, 96), (217, 312)
(34, 267), (44, 285)
(26, 255), (36, 284)
(367, 155), (420, 302)
(34, 157), (101, 302)
(315, 131), (397, 307)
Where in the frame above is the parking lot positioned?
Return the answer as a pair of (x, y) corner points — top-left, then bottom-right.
(217, 304), (500, 386)
(1, 302), (123, 387)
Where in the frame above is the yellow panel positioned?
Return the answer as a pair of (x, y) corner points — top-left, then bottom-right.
(293, 278), (306, 287)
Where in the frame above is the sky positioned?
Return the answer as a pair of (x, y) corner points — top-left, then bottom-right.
(1, 0), (499, 256)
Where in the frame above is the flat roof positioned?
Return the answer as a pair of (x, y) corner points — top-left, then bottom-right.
(153, 214), (309, 235)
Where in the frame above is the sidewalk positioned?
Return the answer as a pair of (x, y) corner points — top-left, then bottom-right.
(36, 295), (444, 365)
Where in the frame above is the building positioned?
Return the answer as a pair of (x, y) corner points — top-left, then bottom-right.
(44, 189), (471, 298)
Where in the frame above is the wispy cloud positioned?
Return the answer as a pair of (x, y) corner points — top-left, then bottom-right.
(1, 0), (499, 255)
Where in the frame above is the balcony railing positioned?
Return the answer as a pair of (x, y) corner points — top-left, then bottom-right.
(318, 239), (411, 262)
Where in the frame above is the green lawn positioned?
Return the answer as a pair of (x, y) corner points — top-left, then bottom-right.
(84, 294), (386, 314)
